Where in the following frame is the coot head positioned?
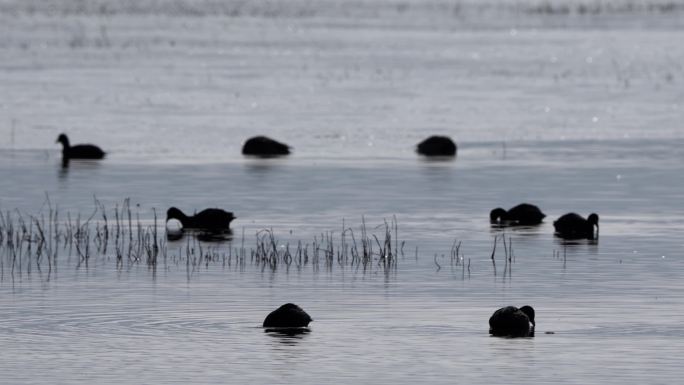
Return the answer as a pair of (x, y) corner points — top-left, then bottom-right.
(490, 208), (507, 223)
(519, 305), (535, 327)
(588, 213), (599, 226)
(56, 134), (69, 147)
(588, 213), (599, 237)
(166, 207), (186, 222)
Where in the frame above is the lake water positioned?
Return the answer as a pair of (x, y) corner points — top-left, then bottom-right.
(1, 0), (684, 384)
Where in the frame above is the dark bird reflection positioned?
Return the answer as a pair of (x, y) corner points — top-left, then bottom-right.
(58, 158), (103, 180)
(417, 155), (456, 163)
(553, 237), (598, 246)
(59, 160), (69, 179)
(196, 230), (234, 242)
(489, 224), (543, 237)
(264, 327), (311, 344)
(166, 228), (233, 242)
(553, 237), (599, 255)
(244, 158), (284, 174)
(264, 328), (311, 346)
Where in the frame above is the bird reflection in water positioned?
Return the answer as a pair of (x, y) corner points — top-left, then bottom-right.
(58, 158), (103, 180)
(553, 237), (599, 258)
(166, 228), (233, 242)
(264, 327), (311, 345)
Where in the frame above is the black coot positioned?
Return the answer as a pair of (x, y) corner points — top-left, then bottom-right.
(490, 203), (546, 226)
(416, 136), (457, 157)
(489, 305), (535, 337)
(166, 207), (235, 231)
(263, 303), (312, 328)
(56, 133), (105, 160)
(242, 136), (290, 157)
(553, 213), (599, 239)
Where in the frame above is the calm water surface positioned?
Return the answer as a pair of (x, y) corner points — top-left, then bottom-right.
(1, 1), (684, 384)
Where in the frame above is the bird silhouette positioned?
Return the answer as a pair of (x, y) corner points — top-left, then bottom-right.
(490, 203), (546, 226)
(489, 305), (535, 337)
(242, 136), (291, 157)
(554, 212), (599, 239)
(166, 207), (235, 231)
(56, 133), (105, 160)
(416, 136), (457, 157)
(263, 303), (312, 328)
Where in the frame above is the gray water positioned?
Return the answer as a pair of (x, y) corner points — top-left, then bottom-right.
(1, 1), (684, 384)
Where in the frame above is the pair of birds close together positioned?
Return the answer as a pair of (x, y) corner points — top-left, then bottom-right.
(56, 134), (291, 161)
(264, 303), (535, 338)
(490, 203), (599, 240)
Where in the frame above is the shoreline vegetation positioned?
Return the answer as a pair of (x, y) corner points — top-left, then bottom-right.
(0, 197), (525, 283)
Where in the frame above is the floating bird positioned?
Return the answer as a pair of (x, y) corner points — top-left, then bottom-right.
(56, 133), (105, 160)
(490, 203), (546, 226)
(242, 136), (291, 157)
(263, 303), (312, 328)
(489, 305), (535, 337)
(553, 212), (599, 239)
(165, 207), (235, 231)
(416, 135), (457, 157)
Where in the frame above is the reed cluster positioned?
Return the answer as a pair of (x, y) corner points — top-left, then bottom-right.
(1, 198), (527, 282)
(251, 216), (401, 273)
(0, 198), (405, 280)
